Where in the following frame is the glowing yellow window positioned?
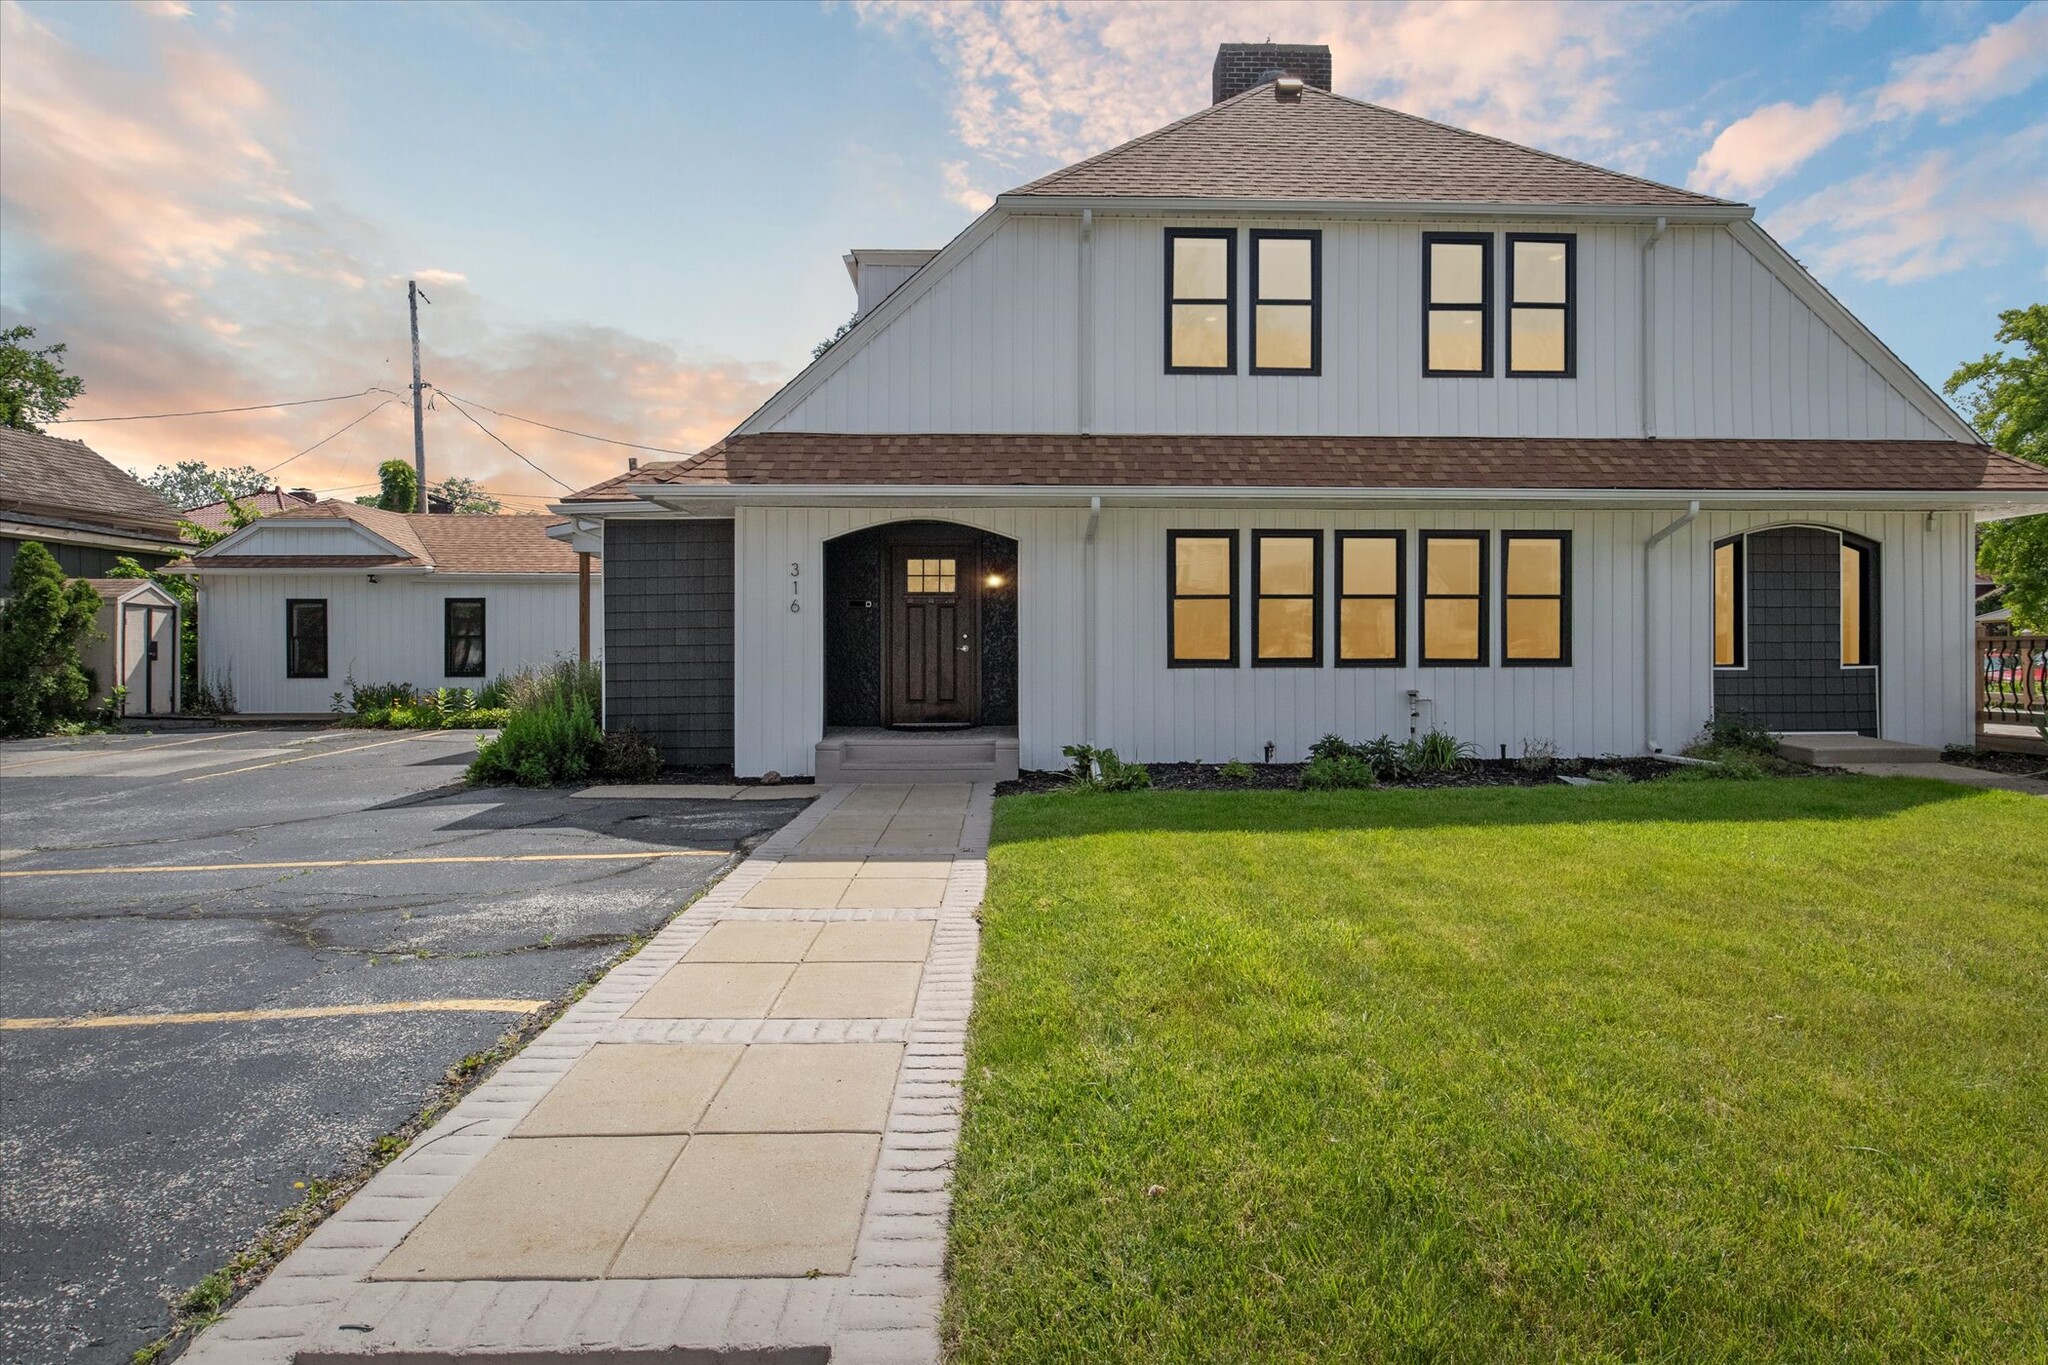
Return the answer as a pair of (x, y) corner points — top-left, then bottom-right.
(1169, 532), (1237, 665)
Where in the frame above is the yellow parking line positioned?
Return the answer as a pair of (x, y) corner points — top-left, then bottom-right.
(1, 999), (547, 1030)
(179, 732), (430, 781)
(0, 850), (724, 879)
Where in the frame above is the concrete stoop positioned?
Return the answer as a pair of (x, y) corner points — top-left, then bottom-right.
(815, 728), (1019, 786)
(1776, 734), (1941, 766)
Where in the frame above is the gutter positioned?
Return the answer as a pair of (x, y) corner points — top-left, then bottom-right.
(1640, 216), (1667, 438)
(1641, 499), (1701, 754)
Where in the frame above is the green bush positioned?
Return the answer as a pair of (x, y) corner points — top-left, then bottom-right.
(1301, 753), (1376, 790)
(1061, 742), (1150, 792)
(1356, 735), (1408, 778)
(0, 542), (104, 737)
(466, 691), (602, 787)
(1308, 733), (1358, 762)
(1407, 727), (1476, 775)
(1701, 710), (1778, 756)
(598, 727), (663, 782)
(1219, 758), (1254, 783)
(501, 658), (601, 716)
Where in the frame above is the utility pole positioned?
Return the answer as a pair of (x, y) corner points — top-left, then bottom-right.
(408, 279), (430, 513)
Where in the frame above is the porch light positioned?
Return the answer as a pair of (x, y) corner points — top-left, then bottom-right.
(984, 572), (1007, 588)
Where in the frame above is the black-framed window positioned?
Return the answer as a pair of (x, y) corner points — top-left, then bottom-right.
(1423, 232), (1492, 376)
(286, 598), (328, 679)
(1506, 234), (1575, 376)
(1420, 532), (1487, 665)
(445, 598), (486, 677)
(1250, 230), (1319, 375)
(1336, 531), (1405, 667)
(1252, 531), (1321, 666)
(1713, 537), (1744, 668)
(1165, 228), (1236, 374)
(1501, 531), (1571, 665)
(1167, 530), (1238, 666)
(1841, 533), (1878, 667)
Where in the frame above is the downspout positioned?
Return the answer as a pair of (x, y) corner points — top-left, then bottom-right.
(1083, 494), (1101, 744)
(1078, 209), (1094, 435)
(1639, 216), (1667, 439)
(1641, 498), (1700, 753)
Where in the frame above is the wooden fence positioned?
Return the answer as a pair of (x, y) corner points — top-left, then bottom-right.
(1977, 631), (2047, 736)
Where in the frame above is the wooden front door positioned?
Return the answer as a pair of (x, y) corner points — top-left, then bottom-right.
(886, 542), (978, 726)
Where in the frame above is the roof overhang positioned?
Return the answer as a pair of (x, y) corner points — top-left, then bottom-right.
(997, 194), (1753, 223)
(0, 516), (185, 555)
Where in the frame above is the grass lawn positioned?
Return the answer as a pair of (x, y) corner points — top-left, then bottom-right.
(947, 778), (2048, 1363)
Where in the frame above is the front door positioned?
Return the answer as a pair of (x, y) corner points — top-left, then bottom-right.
(886, 542), (978, 726)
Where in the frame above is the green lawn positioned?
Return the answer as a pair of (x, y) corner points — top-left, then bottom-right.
(947, 779), (2048, 1363)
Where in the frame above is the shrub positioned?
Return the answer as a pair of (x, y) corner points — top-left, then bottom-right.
(1308, 733), (1358, 763)
(188, 669), (237, 716)
(501, 658), (601, 716)
(1356, 735), (1407, 778)
(1517, 737), (1561, 773)
(1701, 710), (1778, 756)
(467, 691), (602, 787)
(0, 542), (104, 737)
(1300, 753), (1375, 790)
(1062, 743), (1149, 792)
(1408, 727), (1476, 775)
(598, 727), (663, 782)
(1219, 758), (1254, 783)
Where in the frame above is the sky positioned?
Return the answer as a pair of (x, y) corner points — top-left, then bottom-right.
(1, 0), (2043, 510)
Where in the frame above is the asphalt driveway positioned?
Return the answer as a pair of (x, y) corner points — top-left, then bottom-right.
(0, 728), (811, 1363)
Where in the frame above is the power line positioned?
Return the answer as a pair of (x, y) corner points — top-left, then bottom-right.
(433, 390), (697, 458)
(47, 388), (381, 424)
(435, 393), (575, 492)
(259, 398), (401, 476)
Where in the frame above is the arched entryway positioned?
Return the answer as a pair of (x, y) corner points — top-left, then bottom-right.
(1711, 525), (1879, 735)
(823, 521), (1018, 730)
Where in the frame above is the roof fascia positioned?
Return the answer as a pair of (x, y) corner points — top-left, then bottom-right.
(998, 195), (1752, 224)
(197, 514), (419, 563)
(170, 564), (432, 577)
(1726, 220), (1980, 445)
(0, 517), (183, 553)
(732, 204), (1012, 438)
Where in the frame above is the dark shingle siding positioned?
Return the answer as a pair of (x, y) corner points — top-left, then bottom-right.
(1713, 527), (1877, 736)
(603, 520), (735, 766)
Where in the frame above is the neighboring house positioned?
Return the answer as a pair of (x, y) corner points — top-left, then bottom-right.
(77, 578), (182, 717)
(181, 486), (319, 537)
(553, 42), (2048, 780)
(0, 427), (186, 584)
(179, 502), (600, 713)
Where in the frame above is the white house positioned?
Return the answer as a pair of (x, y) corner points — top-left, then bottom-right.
(183, 501), (600, 713)
(552, 43), (2048, 781)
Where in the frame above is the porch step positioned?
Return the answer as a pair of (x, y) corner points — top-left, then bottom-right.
(1776, 735), (1941, 766)
(815, 728), (1019, 785)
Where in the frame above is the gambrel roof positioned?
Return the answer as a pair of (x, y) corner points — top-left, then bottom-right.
(1009, 85), (1732, 210)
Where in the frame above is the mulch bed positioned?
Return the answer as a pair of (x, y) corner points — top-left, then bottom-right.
(998, 756), (1682, 797)
(1941, 746), (2048, 778)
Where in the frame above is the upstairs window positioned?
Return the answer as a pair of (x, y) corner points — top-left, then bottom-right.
(445, 598), (486, 677)
(1423, 233), (1492, 376)
(1165, 229), (1235, 374)
(1250, 230), (1319, 374)
(286, 598), (328, 679)
(1841, 534), (1878, 666)
(1168, 531), (1238, 666)
(1337, 531), (1405, 667)
(1507, 234), (1575, 376)
(1253, 531), (1321, 665)
(1713, 538), (1744, 667)
(1501, 532), (1570, 665)
(1420, 532), (1487, 664)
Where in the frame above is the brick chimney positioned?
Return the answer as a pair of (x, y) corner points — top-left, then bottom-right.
(1212, 43), (1332, 104)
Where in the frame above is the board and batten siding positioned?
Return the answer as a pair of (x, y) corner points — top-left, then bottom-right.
(770, 215), (1951, 441)
(197, 573), (596, 714)
(731, 503), (1971, 776)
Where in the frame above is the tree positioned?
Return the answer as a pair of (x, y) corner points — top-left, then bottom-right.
(0, 541), (105, 736)
(371, 459), (419, 512)
(811, 315), (856, 361)
(0, 325), (86, 431)
(1947, 304), (2048, 631)
(132, 460), (273, 510)
(430, 475), (502, 515)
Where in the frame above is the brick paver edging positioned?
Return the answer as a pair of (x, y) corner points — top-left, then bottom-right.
(179, 780), (990, 1365)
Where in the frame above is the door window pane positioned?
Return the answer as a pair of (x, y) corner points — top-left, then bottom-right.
(907, 558), (957, 594)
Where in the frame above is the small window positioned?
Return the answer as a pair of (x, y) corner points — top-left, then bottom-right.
(1168, 531), (1238, 667)
(1501, 532), (1570, 665)
(1419, 533), (1487, 665)
(905, 557), (958, 594)
(1423, 233), (1492, 376)
(445, 598), (486, 677)
(1506, 234), (1574, 376)
(1841, 535), (1877, 666)
(1336, 532), (1405, 667)
(286, 598), (328, 679)
(1250, 230), (1319, 374)
(1253, 531), (1321, 666)
(1165, 229), (1235, 374)
(1713, 538), (1744, 667)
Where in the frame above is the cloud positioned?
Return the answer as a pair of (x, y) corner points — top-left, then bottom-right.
(940, 161), (993, 214)
(0, 1), (783, 504)
(1771, 124), (2048, 284)
(1690, 95), (1855, 198)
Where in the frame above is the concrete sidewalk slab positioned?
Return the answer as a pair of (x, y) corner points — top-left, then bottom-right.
(700, 1044), (903, 1133)
(771, 962), (922, 1018)
(810, 920), (936, 962)
(627, 962), (795, 1018)
(684, 921), (823, 962)
(514, 1044), (741, 1137)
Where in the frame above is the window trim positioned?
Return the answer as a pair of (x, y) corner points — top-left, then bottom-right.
(1422, 232), (1494, 378)
(1166, 529), (1240, 668)
(285, 597), (328, 679)
(1499, 530), (1572, 667)
(1841, 531), (1879, 668)
(444, 597), (487, 678)
(1163, 227), (1237, 376)
(1418, 531), (1489, 667)
(1504, 233), (1577, 378)
(1712, 536), (1746, 670)
(1250, 530), (1323, 667)
(1335, 531), (1406, 668)
(1248, 229), (1321, 376)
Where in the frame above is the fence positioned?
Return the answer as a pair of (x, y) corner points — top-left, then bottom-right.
(1977, 631), (2048, 735)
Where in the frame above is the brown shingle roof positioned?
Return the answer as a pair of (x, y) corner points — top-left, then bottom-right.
(180, 487), (318, 533)
(190, 502), (590, 574)
(565, 434), (2048, 496)
(0, 427), (186, 541)
(1009, 85), (1731, 209)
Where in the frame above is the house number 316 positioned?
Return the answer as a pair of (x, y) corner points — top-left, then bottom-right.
(789, 562), (801, 613)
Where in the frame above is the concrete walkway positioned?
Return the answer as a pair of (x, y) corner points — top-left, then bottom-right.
(184, 782), (991, 1365)
(1837, 760), (2048, 796)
